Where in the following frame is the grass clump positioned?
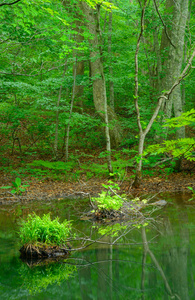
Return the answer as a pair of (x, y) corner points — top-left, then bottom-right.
(19, 213), (72, 247)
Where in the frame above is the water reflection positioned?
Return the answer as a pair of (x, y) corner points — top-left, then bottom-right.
(20, 261), (76, 295)
(0, 196), (194, 299)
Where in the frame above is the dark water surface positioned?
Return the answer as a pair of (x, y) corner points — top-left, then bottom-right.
(0, 194), (195, 300)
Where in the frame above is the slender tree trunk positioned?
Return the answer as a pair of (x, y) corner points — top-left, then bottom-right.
(108, 11), (115, 111)
(62, 1), (84, 113)
(141, 227), (176, 298)
(54, 85), (62, 159)
(103, 68), (113, 173)
(65, 58), (77, 161)
(74, 17), (85, 113)
(54, 62), (67, 159)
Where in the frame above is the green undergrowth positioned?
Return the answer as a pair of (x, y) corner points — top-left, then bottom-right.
(0, 155), (135, 182)
(81, 158), (134, 180)
(28, 160), (78, 180)
(29, 160), (77, 171)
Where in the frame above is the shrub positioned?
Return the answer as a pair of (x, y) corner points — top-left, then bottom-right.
(91, 181), (125, 211)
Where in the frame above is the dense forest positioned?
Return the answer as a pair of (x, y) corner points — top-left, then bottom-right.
(0, 3), (195, 298)
(0, 0), (195, 195)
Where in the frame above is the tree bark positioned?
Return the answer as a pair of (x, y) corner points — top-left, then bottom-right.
(132, 37), (195, 187)
(158, 0), (189, 139)
(65, 58), (77, 161)
(73, 16), (85, 113)
(80, 1), (122, 148)
(108, 11), (115, 112)
(54, 62), (67, 160)
(62, 1), (85, 113)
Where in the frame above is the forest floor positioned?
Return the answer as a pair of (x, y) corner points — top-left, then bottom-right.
(0, 154), (194, 204)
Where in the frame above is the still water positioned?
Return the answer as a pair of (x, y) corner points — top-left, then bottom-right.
(0, 194), (194, 300)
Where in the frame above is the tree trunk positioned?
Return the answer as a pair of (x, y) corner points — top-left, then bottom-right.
(53, 85), (62, 159)
(80, 1), (122, 147)
(62, 1), (85, 113)
(158, 0), (189, 138)
(108, 11), (115, 112)
(54, 62), (67, 160)
(73, 17), (85, 113)
(133, 133), (145, 188)
(132, 0), (194, 187)
(65, 59), (77, 161)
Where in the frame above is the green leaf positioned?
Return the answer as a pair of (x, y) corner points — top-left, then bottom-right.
(0, 186), (12, 189)
(11, 190), (17, 194)
(15, 177), (22, 186)
(187, 186), (194, 191)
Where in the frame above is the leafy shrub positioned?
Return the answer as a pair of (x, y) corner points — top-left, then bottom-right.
(145, 109), (195, 162)
(19, 213), (72, 246)
(145, 138), (195, 161)
(92, 191), (124, 211)
(92, 181), (125, 211)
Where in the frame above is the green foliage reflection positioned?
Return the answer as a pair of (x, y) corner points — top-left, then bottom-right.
(19, 262), (76, 295)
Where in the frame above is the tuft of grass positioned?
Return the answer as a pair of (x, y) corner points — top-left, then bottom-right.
(19, 213), (72, 246)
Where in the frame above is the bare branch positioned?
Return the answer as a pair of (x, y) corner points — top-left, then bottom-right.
(0, 0), (21, 7)
(166, 47), (195, 96)
(153, 0), (176, 48)
(144, 47), (195, 137)
(142, 227), (178, 298)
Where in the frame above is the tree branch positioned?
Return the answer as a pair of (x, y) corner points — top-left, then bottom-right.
(142, 228), (176, 298)
(144, 47), (195, 137)
(153, 0), (176, 48)
(0, 0), (21, 7)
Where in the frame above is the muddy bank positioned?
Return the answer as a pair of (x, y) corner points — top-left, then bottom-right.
(0, 172), (195, 204)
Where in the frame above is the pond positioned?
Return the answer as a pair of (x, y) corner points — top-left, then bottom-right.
(0, 193), (194, 300)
